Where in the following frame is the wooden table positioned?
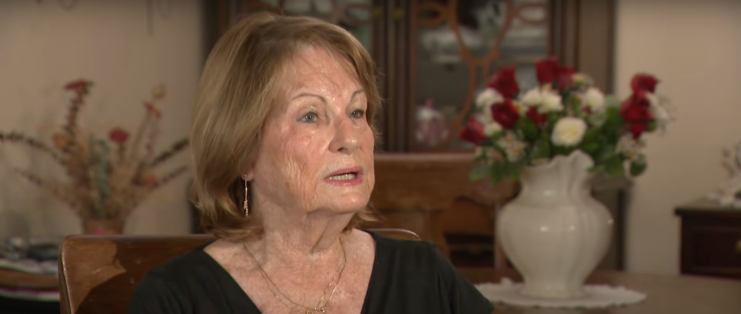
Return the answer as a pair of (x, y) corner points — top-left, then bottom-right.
(0, 268), (57, 290)
(460, 268), (741, 314)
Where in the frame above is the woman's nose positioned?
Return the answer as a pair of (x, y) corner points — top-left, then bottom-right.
(329, 118), (359, 154)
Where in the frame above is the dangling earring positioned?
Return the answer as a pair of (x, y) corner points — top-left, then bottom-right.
(243, 180), (249, 216)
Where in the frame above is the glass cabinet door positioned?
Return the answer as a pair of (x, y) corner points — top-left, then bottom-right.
(231, 0), (377, 55)
(409, 0), (550, 152)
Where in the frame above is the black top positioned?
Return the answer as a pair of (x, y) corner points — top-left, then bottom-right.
(126, 230), (494, 314)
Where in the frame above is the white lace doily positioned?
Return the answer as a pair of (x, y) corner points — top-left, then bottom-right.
(475, 278), (646, 309)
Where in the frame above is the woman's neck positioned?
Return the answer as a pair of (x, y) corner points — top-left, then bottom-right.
(246, 205), (354, 270)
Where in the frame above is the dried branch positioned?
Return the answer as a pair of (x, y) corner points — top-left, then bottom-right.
(14, 169), (84, 215)
(0, 132), (66, 166)
(157, 165), (189, 187)
(149, 138), (188, 168)
(1, 80), (190, 222)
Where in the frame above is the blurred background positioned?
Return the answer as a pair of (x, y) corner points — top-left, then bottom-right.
(0, 0), (740, 312)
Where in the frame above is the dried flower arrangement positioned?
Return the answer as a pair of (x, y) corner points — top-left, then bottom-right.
(0, 79), (189, 225)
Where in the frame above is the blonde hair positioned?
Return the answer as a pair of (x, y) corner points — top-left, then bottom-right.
(189, 12), (381, 241)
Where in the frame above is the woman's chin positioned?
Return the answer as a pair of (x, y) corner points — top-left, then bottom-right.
(328, 197), (370, 214)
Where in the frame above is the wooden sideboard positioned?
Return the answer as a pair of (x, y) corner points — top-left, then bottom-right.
(675, 198), (741, 280)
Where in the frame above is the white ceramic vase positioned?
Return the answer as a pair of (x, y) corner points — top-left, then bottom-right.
(496, 151), (614, 299)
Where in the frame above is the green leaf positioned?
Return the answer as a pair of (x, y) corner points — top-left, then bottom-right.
(630, 160), (647, 176)
(517, 118), (539, 142)
(469, 163), (490, 181)
(580, 142), (601, 156)
(602, 106), (623, 142)
(568, 94), (581, 114)
(578, 128), (602, 157)
(595, 144), (617, 164)
(647, 121), (658, 132)
(604, 156), (626, 177)
(488, 159), (528, 185)
(588, 111), (607, 128)
(531, 137), (552, 160)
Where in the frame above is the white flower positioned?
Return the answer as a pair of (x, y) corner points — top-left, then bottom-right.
(551, 117), (587, 147)
(646, 92), (672, 128)
(483, 122), (503, 136)
(541, 90), (563, 113)
(520, 88), (562, 113)
(583, 87), (605, 112)
(496, 132), (528, 162)
(476, 88), (503, 108)
(474, 147), (497, 165)
(572, 73), (593, 85)
(520, 88), (543, 106)
(616, 135), (644, 161)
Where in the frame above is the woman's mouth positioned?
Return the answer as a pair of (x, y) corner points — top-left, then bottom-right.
(324, 167), (363, 186)
(327, 173), (358, 181)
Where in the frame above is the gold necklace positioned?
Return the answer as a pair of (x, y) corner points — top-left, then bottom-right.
(243, 238), (348, 314)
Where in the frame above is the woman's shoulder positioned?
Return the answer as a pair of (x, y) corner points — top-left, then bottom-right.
(141, 243), (217, 285)
(364, 229), (443, 265)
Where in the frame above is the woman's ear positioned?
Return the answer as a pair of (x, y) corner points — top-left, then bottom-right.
(241, 172), (254, 182)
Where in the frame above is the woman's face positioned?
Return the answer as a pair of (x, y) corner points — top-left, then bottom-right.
(248, 47), (375, 217)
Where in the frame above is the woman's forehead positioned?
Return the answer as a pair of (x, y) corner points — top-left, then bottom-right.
(279, 48), (362, 96)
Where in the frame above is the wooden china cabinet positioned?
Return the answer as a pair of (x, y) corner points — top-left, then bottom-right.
(204, 0), (625, 269)
(209, 0), (615, 153)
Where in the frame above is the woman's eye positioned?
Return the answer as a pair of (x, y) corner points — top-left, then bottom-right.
(351, 109), (365, 119)
(299, 112), (319, 123)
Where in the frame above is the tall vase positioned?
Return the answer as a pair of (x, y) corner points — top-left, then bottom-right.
(496, 151), (613, 299)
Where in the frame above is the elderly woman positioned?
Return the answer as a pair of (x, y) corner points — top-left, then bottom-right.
(128, 12), (493, 314)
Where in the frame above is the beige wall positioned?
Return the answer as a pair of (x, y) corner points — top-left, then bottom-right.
(0, 0), (205, 237)
(615, 0), (741, 273)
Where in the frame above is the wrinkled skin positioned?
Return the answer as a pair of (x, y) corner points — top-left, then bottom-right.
(245, 47), (376, 235)
(206, 47), (378, 313)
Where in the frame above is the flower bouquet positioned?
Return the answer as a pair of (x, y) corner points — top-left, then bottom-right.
(459, 57), (671, 299)
(0, 79), (189, 234)
(460, 56), (671, 184)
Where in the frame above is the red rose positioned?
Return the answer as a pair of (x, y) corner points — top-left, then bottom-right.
(526, 107), (547, 126)
(629, 123), (647, 139)
(535, 56), (559, 85)
(487, 66), (519, 98)
(109, 128), (129, 144)
(556, 65), (575, 91)
(620, 94), (653, 123)
(459, 117), (488, 144)
(535, 57), (576, 91)
(491, 98), (520, 129)
(631, 74), (659, 94)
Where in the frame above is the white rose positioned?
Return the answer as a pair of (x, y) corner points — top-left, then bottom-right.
(551, 117), (587, 147)
(646, 92), (671, 127)
(475, 88), (503, 108)
(541, 91), (563, 112)
(616, 135), (644, 161)
(496, 132), (528, 162)
(583, 87), (605, 112)
(572, 73), (592, 85)
(520, 88), (543, 106)
(483, 122), (503, 136)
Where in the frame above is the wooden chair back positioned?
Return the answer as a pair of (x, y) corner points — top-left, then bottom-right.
(57, 229), (419, 314)
(368, 153), (516, 257)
